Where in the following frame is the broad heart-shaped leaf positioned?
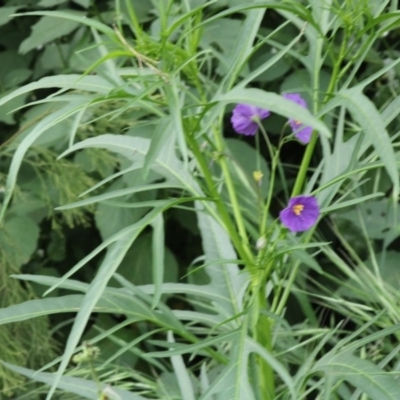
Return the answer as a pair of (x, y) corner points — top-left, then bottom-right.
(313, 352), (400, 399)
(19, 12), (85, 54)
(15, 11), (117, 40)
(364, 251), (400, 290)
(226, 138), (270, 198)
(200, 18), (245, 76)
(317, 127), (361, 207)
(2, 362), (145, 400)
(0, 89), (29, 124)
(216, 87), (331, 138)
(219, 6), (264, 88)
(196, 203), (249, 320)
(0, 215), (39, 268)
(0, 6), (22, 26)
(338, 199), (400, 240)
(326, 88), (399, 197)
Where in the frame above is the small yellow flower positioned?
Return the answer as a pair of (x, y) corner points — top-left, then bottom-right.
(253, 170), (263, 186)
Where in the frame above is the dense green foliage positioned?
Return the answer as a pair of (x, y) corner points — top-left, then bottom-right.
(1, 0), (400, 399)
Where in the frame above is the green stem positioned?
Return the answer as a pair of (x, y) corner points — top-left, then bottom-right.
(124, 0), (143, 37)
(292, 29), (349, 198)
(250, 269), (274, 400)
(258, 123), (281, 237)
(212, 121), (254, 262)
(185, 131), (253, 265)
(278, 34), (350, 315)
(291, 132), (319, 197)
(255, 127), (261, 173)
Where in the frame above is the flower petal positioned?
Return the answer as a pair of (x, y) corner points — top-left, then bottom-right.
(283, 93), (315, 144)
(231, 103), (270, 136)
(279, 195), (320, 232)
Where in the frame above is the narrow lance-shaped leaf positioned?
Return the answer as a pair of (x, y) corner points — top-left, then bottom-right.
(0, 75), (114, 108)
(45, 208), (164, 400)
(199, 327), (255, 400)
(331, 88), (399, 197)
(151, 213), (165, 309)
(313, 352), (400, 400)
(196, 203), (249, 320)
(168, 331), (196, 400)
(0, 294), (139, 325)
(142, 117), (173, 180)
(0, 101), (86, 222)
(2, 362), (146, 400)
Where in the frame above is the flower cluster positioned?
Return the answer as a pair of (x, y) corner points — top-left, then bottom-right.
(230, 93), (313, 144)
(230, 93), (321, 233)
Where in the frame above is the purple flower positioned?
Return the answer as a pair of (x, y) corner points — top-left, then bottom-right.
(283, 93), (313, 144)
(279, 195), (320, 232)
(231, 103), (270, 136)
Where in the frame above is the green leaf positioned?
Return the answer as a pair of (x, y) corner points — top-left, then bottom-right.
(72, 0), (90, 8)
(15, 11), (118, 40)
(0, 75), (114, 109)
(338, 199), (400, 240)
(0, 6), (22, 27)
(322, 193), (385, 213)
(13, 273), (229, 307)
(0, 89), (29, 125)
(201, 18), (244, 76)
(0, 295), (90, 324)
(0, 101), (86, 222)
(148, 329), (239, 358)
(4, 68), (32, 88)
(94, 179), (153, 239)
(58, 182), (182, 210)
(2, 362), (146, 400)
(115, 234), (178, 291)
(196, 205), (249, 319)
(381, 94), (400, 126)
(19, 12), (85, 54)
(45, 208), (164, 399)
(0, 50), (29, 86)
(59, 134), (203, 196)
(0, 216), (39, 267)
(220, 6), (264, 87)
(200, 328), (255, 400)
(314, 352), (400, 400)
(247, 338), (297, 400)
(364, 251), (400, 290)
(142, 118), (173, 179)
(38, 0), (68, 6)
(226, 138), (270, 198)
(330, 88), (399, 196)
(168, 331), (196, 400)
(151, 213), (165, 308)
